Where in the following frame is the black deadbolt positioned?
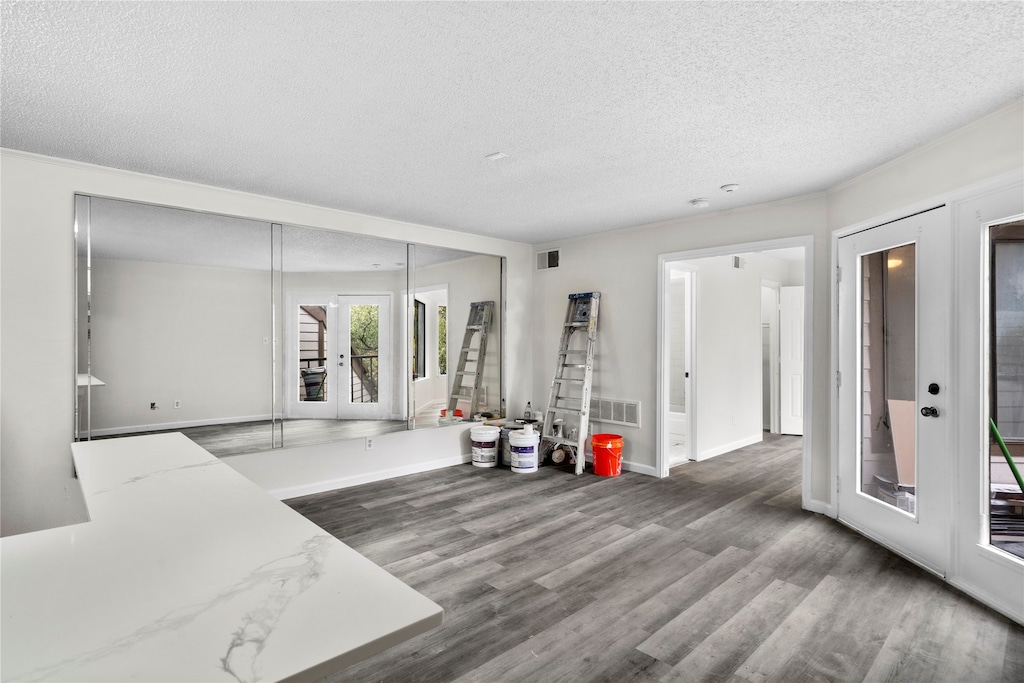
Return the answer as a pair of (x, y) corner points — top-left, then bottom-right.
(927, 383), (940, 395)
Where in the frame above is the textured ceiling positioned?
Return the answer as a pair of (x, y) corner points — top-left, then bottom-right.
(3, 1), (1022, 244)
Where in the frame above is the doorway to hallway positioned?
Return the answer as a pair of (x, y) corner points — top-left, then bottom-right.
(657, 236), (813, 481)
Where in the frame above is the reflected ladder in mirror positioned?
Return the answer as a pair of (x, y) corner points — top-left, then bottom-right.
(447, 301), (494, 417)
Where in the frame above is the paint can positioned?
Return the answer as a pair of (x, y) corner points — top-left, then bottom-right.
(509, 424), (540, 473)
(470, 425), (501, 468)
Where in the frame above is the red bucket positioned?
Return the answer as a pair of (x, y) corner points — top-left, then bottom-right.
(592, 434), (624, 476)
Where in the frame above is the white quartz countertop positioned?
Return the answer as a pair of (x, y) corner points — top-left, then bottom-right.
(1, 433), (443, 682)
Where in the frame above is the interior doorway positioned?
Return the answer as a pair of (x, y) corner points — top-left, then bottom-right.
(657, 237), (812, 479)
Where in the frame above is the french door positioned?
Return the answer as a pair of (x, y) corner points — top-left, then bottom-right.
(287, 293), (391, 420)
(837, 207), (952, 574)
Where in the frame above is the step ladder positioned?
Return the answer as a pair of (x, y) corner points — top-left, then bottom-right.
(447, 301), (494, 417)
(541, 292), (600, 475)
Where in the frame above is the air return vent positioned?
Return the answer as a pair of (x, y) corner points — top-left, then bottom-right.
(536, 250), (560, 270)
(589, 397), (641, 428)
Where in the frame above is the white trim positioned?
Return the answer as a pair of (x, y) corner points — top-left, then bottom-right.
(657, 261), (696, 477)
(621, 460), (659, 477)
(89, 413), (274, 437)
(264, 452), (472, 500)
(697, 433), (764, 461)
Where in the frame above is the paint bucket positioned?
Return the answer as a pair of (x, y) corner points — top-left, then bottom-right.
(592, 433), (624, 476)
(470, 425), (500, 468)
(509, 424), (540, 473)
(500, 427), (520, 467)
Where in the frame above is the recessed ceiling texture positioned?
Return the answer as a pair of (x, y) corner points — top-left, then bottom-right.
(3, 1), (1022, 244)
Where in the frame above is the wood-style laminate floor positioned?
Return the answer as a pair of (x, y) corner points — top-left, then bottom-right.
(286, 433), (1024, 683)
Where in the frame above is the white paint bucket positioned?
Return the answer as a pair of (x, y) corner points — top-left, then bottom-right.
(509, 425), (540, 473)
(471, 425), (501, 468)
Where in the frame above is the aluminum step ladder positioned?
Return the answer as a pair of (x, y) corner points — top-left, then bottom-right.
(447, 301), (494, 417)
(541, 292), (600, 475)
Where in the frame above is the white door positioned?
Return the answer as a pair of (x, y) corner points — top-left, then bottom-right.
(779, 285), (804, 435)
(287, 294), (391, 420)
(837, 207), (951, 574)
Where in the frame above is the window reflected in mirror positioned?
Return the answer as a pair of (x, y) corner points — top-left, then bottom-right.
(298, 305), (328, 402)
(75, 195), (505, 456)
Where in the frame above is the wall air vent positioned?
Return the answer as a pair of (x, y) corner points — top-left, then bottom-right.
(589, 397), (641, 428)
(536, 249), (560, 270)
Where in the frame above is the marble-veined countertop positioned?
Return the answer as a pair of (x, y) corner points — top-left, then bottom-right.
(1, 433), (443, 682)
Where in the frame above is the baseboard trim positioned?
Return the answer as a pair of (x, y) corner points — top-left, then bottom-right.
(89, 414), (273, 437)
(697, 433), (763, 461)
(268, 452), (472, 500)
(622, 460), (658, 477)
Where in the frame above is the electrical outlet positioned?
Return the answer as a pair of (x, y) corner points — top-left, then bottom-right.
(365, 437), (374, 451)
(173, 399), (181, 409)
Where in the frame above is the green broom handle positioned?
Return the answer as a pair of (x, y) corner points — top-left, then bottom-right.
(990, 418), (1024, 494)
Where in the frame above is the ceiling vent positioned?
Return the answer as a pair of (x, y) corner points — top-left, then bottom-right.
(536, 249), (560, 270)
(589, 397), (641, 428)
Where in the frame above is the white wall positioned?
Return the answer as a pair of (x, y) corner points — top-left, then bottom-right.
(85, 258), (273, 433)
(667, 276), (686, 413)
(411, 287), (449, 417)
(0, 150), (533, 536)
(534, 98), (1024, 509)
(691, 256), (764, 459)
(533, 195), (828, 482)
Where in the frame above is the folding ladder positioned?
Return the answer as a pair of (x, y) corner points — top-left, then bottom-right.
(541, 292), (600, 475)
(447, 301), (494, 417)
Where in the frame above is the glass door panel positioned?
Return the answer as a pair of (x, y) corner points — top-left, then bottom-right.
(298, 305), (329, 403)
(988, 220), (1024, 560)
(859, 244), (917, 511)
(347, 302), (380, 405)
(337, 295), (391, 420)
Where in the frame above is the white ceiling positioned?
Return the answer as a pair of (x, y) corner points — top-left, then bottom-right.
(3, 2), (1022, 245)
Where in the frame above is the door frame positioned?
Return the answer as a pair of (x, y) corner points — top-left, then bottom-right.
(835, 206), (952, 576)
(829, 168), (1024, 625)
(656, 236), (815, 502)
(284, 291), (394, 420)
(660, 264), (695, 467)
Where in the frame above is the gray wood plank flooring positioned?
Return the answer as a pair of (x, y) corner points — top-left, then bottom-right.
(286, 433), (1024, 682)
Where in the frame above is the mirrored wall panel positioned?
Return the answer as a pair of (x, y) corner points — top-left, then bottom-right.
(75, 195), (505, 456)
(411, 244), (504, 428)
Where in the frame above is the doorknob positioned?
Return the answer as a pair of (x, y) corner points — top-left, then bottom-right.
(920, 406), (939, 418)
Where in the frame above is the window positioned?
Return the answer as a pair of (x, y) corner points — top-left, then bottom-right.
(989, 220), (1024, 559)
(413, 299), (426, 380)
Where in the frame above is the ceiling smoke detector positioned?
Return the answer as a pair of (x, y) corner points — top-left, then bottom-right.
(690, 198), (710, 208)
(720, 183), (740, 193)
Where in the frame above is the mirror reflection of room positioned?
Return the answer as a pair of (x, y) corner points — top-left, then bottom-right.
(76, 196), (504, 457)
